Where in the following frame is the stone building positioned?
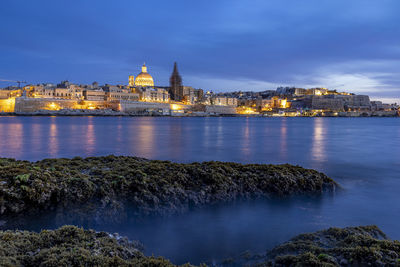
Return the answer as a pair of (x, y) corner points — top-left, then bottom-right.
(140, 87), (170, 103)
(103, 85), (139, 101)
(83, 90), (106, 101)
(311, 97), (344, 111)
(211, 96), (238, 106)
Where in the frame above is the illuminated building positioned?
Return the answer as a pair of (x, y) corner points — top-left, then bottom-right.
(169, 62), (183, 101)
(211, 96), (238, 106)
(140, 87), (170, 103)
(103, 85), (139, 101)
(134, 64), (154, 87)
(83, 90), (106, 101)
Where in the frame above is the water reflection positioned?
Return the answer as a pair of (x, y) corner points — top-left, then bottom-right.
(169, 119), (183, 157)
(48, 117), (59, 157)
(31, 123), (42, 154)
(279, 118), (288, 160)
(136, 120), (156, 159)
(0, 117), (399, 264)
(311, 118), (326, 163)
(84, 117), (95, 155)
(241, 118), (250, 157)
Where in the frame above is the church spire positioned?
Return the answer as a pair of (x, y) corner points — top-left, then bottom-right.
(169, 62), (183, 101)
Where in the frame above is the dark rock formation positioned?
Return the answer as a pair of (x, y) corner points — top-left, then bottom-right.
(222, 225), (400, 266)
(0, 225), (189, 266)
(2, 225), (399, 266)
(0, 156), (338, 225)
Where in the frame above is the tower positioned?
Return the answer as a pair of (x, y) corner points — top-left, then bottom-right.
(128, 75), (135, 87)
(169, 62), (183, 101)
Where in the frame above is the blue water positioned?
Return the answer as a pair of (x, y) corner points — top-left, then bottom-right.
(0, 116), (399, 264)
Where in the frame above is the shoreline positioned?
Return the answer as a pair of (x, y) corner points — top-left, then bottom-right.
(0, 111), (398, 118)
(1, 225), (398, 266)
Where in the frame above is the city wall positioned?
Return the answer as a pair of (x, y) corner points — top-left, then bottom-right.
(119, 100), (171, 113)
(14, 98), (110, 112)
(205, 105), (237, 115)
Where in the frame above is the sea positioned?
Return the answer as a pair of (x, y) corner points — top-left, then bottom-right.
(0, 116), (399, 264)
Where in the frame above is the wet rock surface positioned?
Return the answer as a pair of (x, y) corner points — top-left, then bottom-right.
(220, 225), (400, 267)
(0, 225), (188, 266)
(0, 155), (337, 225)
(2, 225), (399, 266)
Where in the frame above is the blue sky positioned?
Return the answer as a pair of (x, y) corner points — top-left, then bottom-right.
(1, 0), (399, 102)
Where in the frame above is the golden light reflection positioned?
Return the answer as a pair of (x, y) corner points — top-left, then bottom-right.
(7, 123), (23, 158)
(311, 118), (326, 162)
(85, 117), (95, 154)
(31, 122), (42, 153)
(136, 121), (156, 159)
(49, 118), (58, 156)
(241, 118), (251, 157)
(280, 118), (288, 159)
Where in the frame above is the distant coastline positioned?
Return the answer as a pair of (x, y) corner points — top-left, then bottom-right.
(0, 109), (398, 117)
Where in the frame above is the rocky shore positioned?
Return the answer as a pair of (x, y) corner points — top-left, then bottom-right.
(0, 225), (183, 266)
(0, 156), (337, 226)
(1, 225), (399, 266)
(221, 225), (400, 266)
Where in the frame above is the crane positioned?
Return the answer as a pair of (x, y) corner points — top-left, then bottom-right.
(0, 79), (27, 88)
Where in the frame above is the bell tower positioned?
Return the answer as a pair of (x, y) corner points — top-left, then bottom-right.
(169, 62), (183, 101)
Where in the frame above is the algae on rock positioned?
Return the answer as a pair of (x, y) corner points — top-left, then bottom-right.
(0, 155), (338, 225)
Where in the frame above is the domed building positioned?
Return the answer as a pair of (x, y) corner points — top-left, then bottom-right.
(134, 63), (154, 87)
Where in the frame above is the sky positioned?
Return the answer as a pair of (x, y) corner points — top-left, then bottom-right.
(0, 0), (399, 103)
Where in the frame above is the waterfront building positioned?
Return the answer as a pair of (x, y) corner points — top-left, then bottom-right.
(103, 85), (139, 101)
(140, 87), (170, 103)
(169, 62), (183, 101)
(211, 96), (238, 106)
(83, 89), (106, 101)
(134, 64), (154, 87)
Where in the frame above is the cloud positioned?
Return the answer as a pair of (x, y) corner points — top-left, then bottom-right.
(0, 0), (399, 102)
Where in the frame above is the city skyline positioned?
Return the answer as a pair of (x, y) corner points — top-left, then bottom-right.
(1, 0), (399, 103)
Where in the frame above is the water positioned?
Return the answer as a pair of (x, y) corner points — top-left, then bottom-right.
(0, 116), (399, 264)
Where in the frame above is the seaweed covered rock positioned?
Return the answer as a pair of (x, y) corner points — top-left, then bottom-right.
(0, 225), (189, 267)
(0, 156), (338, 224)
(2, 225), (400, 267)
(225, 225), (400, 266)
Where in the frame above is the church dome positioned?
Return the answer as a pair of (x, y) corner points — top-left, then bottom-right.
(135, 64), (154, 87)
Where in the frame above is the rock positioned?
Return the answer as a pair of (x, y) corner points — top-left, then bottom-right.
(2, 224), (399, 267)
(0, 225), (179, 266)
(225, 225), (400, 267)
(0, 156), (339, 225)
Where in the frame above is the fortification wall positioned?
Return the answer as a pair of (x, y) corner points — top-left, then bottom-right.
(205, 105), (237, 115)
(14, 98), (109, 112)
(118, 101), (170, 112)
